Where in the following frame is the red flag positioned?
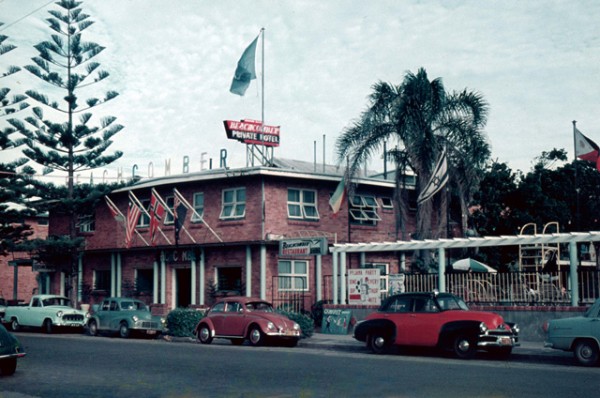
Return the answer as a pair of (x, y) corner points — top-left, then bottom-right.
(126, 201), (141, 248)
(574, 127), (600, 171)
(149, 192), (165, 246)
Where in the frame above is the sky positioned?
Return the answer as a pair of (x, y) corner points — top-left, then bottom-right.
(1, 0), (600, 184)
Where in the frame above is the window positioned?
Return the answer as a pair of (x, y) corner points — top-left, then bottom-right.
(191, 192), (204, 222)
(136, 269), (154, 295)
(278, 260), (309, 291)
(94, 270), (111, 291)
(287, 188), (319, 220)
(380, 197), (394, 209)
(363, 263), (389, 294)
(78, 214), (95, 232)
(137, 200), (150, 227)
(350, 194), (381, 225)
(220, 187), (246, 219)
(164, 196), (175, 224)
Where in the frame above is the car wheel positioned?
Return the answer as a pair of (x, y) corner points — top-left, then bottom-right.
(574, 339), (600, 366)
(43, 319), (53, 334)
(197, 325), (213, 344)
(453, 334), (477, 359)
(248, 326), (264, 346)
(0, 358), (17, 376)
(10, 319), (19, 332)
(88, 320), (98, 336)
(119, 322), (130, 338)
(369, 331), (391, 355)
(230, 338), (244, 346)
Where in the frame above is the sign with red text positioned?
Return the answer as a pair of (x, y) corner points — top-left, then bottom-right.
(224, 119), (280, 147)
(348, 268), (380, 305)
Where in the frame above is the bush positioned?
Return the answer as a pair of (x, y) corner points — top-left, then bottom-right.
(166, 308), (205, 337)
(310, 300), (331, 327)
(278, 310), (315, 338)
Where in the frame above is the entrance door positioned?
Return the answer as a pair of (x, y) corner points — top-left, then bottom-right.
(176, 268), (191, 308)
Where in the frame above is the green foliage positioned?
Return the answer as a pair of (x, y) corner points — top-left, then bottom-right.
(278, 310), (314, 338)
(166, 308), (205, 338)
(310, 300), (331, 327)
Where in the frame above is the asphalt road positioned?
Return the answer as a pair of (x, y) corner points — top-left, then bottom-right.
(1, 332), (598, 398)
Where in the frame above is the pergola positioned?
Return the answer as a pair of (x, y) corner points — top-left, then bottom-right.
(329, 231), (600, 306)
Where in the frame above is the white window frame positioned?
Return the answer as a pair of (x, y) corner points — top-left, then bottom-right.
(277, 260), (309, 292)
(191, 192), (204, 222)
(380, 197), (394, 209)
(349, 194), (381, 224)
(78, 214), (95, 232)
(93, 269), (111, 291)
(220, 187), (246, 220)
(164, 196), (175, 224)
(287, 188), (320, 220)
(137, 199), (150, 227)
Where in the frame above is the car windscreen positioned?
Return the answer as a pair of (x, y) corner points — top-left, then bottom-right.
(246, 302), (274, 312)
(436, 295), (469, 311)
(43, 297), (71, 307)
(120, 301), (147, 311)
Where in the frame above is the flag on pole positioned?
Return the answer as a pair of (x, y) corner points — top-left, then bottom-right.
(149, 191), (165, 246)
(125, 200), (141, 248)
(173, 194), (188, 246)
(417, 149), (449, 205)
(574, 127), (600, 171)
(230, 35), (259, 96)
(329, 176), (346, 216)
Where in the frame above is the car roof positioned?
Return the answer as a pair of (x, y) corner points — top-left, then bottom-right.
(103, 297), (143, 303)
(215, 296), (269, 304)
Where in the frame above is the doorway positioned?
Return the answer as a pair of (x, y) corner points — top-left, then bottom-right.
(176, 268), (191, 308)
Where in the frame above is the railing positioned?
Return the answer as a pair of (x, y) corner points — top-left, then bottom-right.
(271, 276), (309, 313)
(403, 270), (599, 306)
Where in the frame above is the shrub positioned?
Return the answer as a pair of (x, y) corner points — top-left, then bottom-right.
(310, 300), (332, 327)
(278, 310), (315, 338)
(166, 308), (205, 337)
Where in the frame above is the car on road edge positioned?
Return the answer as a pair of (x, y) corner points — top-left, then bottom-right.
(0, 323), (26, 376)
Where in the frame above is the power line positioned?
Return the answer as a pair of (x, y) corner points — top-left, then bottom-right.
(0, 1), (54, 32)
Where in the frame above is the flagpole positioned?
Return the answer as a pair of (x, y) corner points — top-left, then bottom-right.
(573, 120), (580, 231)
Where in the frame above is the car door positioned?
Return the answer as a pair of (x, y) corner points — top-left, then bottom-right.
(96, 300), (111, 329)
(209, 302), (227, 335)
(396, 297), (442, 347)
(220, 301), (246, 337)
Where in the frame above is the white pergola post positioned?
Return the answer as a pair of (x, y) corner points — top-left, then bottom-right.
(438, 248), (446, 293)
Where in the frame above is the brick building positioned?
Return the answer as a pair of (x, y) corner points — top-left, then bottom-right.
(0, 215), (48, 304)
(45, 159), (417, 311)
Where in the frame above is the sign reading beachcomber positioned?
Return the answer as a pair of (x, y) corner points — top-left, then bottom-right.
(279, 238), (328, 256)
(224, 119), (280, 147)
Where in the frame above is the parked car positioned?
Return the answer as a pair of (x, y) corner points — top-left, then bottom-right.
(3, 294), (88, 333)
(194, 296), (301, 347)
(0, 323), (26, 376)
(353, 291), (519, 359)
(544, 298), (600, 366)
(0, 298), (6, 322)
(87, 297), (166, 338)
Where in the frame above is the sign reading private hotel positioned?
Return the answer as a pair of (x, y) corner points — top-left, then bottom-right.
(279, 238), (328, 256)
(224, 119), (280, 147)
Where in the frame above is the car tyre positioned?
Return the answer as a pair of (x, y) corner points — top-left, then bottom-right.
(88, 320), (98, 336)
(10, 319), (19, 332)
(43, 319), (53, 334)
(574, 339), (599, 366)
(453, 334), (477, 359)
(0, 358), (17, 376)
(119, 322), (130, 338)
(248, 326), (264, 346)
(369, 331), (391, 355)
(197, 325), (213, 344)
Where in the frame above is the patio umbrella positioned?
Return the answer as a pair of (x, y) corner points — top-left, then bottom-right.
(451, 258), (497, 273)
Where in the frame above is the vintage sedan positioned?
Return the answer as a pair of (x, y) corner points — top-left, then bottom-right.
(194, 296), (301, 347)
(0, 323), (26, 376)
(88, 297), (166, 338)
(544, 298), (600, 366)
(354, 291), (519, 359)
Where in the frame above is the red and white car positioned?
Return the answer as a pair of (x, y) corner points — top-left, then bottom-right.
(353, 291), (519, 358)
(194, 296), (301, 347)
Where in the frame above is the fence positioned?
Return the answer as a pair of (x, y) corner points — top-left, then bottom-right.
(271, 276), (310, 313)
(321, 271), (599, 307)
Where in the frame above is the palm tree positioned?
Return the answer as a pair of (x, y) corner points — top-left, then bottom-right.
(335, 68), (489, 261)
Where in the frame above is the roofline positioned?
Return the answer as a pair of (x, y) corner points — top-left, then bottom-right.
(113, 165), (395, 193)
(330, 231), (600, 253)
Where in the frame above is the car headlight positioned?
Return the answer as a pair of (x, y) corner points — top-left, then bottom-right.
(160, 317), (166, 325)
(132, 315), (139, 322)
(293, 322), (300, 331)
(56, 311), (63, 318)
(479, 322), (488, 334)
(267, 322), (275, 331)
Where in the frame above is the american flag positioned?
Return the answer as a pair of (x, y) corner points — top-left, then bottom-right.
(126, 201), (141, 248)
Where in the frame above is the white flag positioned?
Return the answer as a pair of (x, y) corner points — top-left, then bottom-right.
(417, 149), (449, 205)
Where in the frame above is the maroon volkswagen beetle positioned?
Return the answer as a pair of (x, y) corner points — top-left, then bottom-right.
(194, 296), (301, 347)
